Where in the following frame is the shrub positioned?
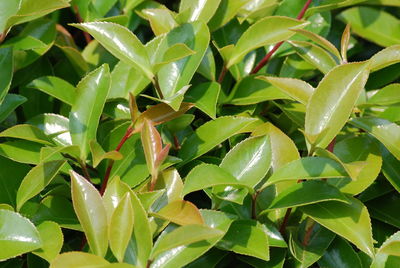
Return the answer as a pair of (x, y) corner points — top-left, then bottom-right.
(1, 0), (400, 267)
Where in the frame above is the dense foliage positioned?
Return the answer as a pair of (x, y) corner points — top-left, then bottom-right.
(1, 0), (400, 267)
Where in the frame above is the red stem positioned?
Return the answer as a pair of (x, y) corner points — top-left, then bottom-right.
(279, 207), (292, 235)
(217, 66), (228, 84)
(250, 0), (313, 74)
(99, 126), (133, 195)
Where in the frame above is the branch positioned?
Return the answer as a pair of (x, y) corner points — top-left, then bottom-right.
(251, 0), (313, 74)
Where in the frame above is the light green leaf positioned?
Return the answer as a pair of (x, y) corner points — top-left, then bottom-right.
(49, 252), (109, 268)
(337, 7), (400, 47)
(0, 124), (53, 145)
(151, 224), (224, 259)
(208, 0), (248, 30)
(265, 180), (349, 211)
(184, 82), (220, 119)
(0, 209), (42, 261)
(289, 40), (338, 74)
(350, 117), (400, 160)
(151, 200), (204, 226)
(305, 0), (368, 17)
(217, 220), (269, 260)
(27, 76), (76, 106)
(33, 221), (63, 262)
(227, 16), (309, 67)
(70, 170), (108, 257)
(16, 160), (66, 211)
(142, 8), (178, 36)
(0, 140), (42, 164)
(370, 45), (400, 71)
(71, 22), (153, 80)
(367, 84), (400, 106)
(258, 76), (314, 105)
(110, 193), (134, 262)
(70, 64), (111, 160)
(179, 0), (221, 23)
(379, 231), (400, 256)
(90, 140), (122, 168)
(0, 47), (13, 103)
(300, 196), (374, 257)
(305, 61), (370, 149)
(261, 157), (348, 189)
(102, 176), (131, 222)
(182, 164), (250, 196)
(27, 113), (71, 146)
(178, 116), (258, 163)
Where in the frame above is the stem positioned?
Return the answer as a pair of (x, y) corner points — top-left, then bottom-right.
(0, 33), (6, 44)
(279, 208), (292, 235)
(78, 159), (91, 182)
(173, 134), (181, 150)
(250, 0), (313, 74)
(217, 66), (228, 84)
(73, 5), (92, 44)
(302, 220), (316, 246)
(153, 77), (164, 99)
(149, 172), (158, 192)
(251, 191), (260, 219)
(99, 126), (134, 195)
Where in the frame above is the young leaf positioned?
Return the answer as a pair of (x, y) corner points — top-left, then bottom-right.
(137, 102), (194, 127)
(70, 171), (108, 257)
(71, 22), (153, 80)
(141, 119), (163, 176)
(16, 160), (66, 211)
(305, 61), (370, 149)
(70, 64), (111, 160)
(89, 140), (122, 168)
(141, 8), (178, 36)
(300, 196), (374, 257)
(151, 200), (204, 226)
(0, 209), (42, 261)
(341, 24), (351, 63)
(227, 16), (309, 67)
(33, 221), (63, 262)
(109, 193), (134, 263)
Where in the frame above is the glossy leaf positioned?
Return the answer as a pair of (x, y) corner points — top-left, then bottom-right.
(27, 113), (71, 146)
(90, 140), (122, 168)
(370, 45), (400, 71)
(0, 94), (27, 123)
(152, 200), (204, 226)
(33, 221), (63, 262)
(227, 16), (309, 67)
(350, 117), (400, 160)
(137, 102), (194, 127)
(183, 164), (249, 196)
(0, 47), (13, 103)
(178, 116), (258, 163)
(300, 196), (374, 257)
(27, 76), (76, 106)
(217, 220), (269, 261)
(184, 82), (220, 119)
(0, 124), (53, 145)
(368, 84), (400, 106)
(71, 22), (153, 80)
(261, 157), (348, 189)
(141, 119), (163, 176)
(208, 0), (250, 30)
(305, 61), (370, 149)
(318, 237), (364, 268)
(49, 252), (109, 268)
(179, 0), (221, 23)
(70, 64), (111, 160)
(379, 231), (400, 256)
(70, 171), (108, 257)
(142, 8), (178, 36)
(0, 209), (42, 261)
(16, 160), (66, 211)
(109, 193), (134, 262)
(151, 224), (224, 259)
(0, 140), (42, 164)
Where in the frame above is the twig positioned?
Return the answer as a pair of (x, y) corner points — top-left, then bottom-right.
(279, 208), (292, 235)
(78, 159), (91, 182)
(251, 191), (260, 219)
(99, 125), (134, 195)
(217, 66), (228, 84)
(250, 0), (313, 74)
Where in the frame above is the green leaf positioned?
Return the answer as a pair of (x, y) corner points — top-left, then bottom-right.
(370, 45), (400, 71)
(33, 221), (63, 262)
(16, 160), (66, 211)
(70, 64), (111, 160)
(151, 224), (224, 259)
(27, 114), (71, 146)
(217, 220), (269, 261)
(0, 124), (53, 145)
(182, 164), (250, 196)
(265, 181), (349, 211)
(227, 16), (309, 67)
(0, 94), (27, 123)
(0, 47), (13, 103)
(367, 84), (400, 106)
(49, 252), (109, 268)
(141, 119), (163, 176)
(379, 231), (400, 256)
(71, 22), (153, 80)
(179, 0), (221, 23)
(381, 146), (400, 193)
(0, 140), (42, 164)
(102, 176), (131, 222)
(220, 135), (271, 187)
(305, 61), (370, 149)
(0, 209), (42, 261)
(261, 157), (348, 189)
(142, 8), (178, 36)
(208, 0), (248, 30)
(184, 82), (220, 119)
(151, 200), (204, 226)
(258, 76), (314, 105)
(350, 117), (400, 160)
(318, 237), (364, 268)
(289, 221), (335, 268)
(109, 193), (134, 262)
(337, 7), (400, 47)
(178, 116), (258, 163)
(137, 102), (194, 127)
(27, 76), (76, 106)
(0, 159), (29, 208)
(70, 170), (108, 257)
(366, 193), (400, 229)
(89, 140), (122, 168)
(150, 210), (236, 268)
(151, 168), (184, 212)
(289, 40), (338, 74)
(300, 196), (374, 257)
